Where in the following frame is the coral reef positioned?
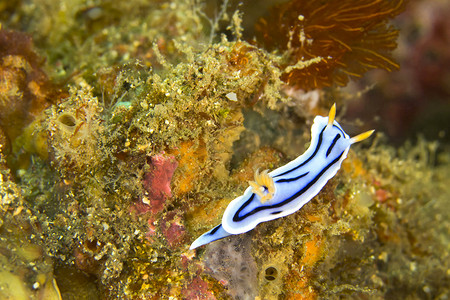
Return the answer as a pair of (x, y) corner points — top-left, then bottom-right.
(0, 151), (62, 299)
(0, 28), (66, 170)
(0, 0), (448, 299)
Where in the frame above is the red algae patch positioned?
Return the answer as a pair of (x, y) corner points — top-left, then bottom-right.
(160, 211), (187, 250)
(142, 153), (178, 214)
(182, 276), (216, 300)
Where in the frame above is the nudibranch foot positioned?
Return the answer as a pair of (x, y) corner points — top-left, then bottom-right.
(189, 223), (232, 250)
(189, 104), (374, 250)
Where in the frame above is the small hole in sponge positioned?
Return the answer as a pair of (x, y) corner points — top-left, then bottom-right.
(264, 266), (278, 281)
(58, 113), (77, 127)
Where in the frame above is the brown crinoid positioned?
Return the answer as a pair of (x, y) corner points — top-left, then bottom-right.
(255, 0), (406, 90)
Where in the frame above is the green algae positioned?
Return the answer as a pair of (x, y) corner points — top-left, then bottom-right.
(0, 0), (449, 299)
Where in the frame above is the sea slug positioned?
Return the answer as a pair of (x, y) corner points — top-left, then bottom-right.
(190, 104), (373, 249)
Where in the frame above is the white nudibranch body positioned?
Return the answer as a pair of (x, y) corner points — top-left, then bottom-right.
(190, 104), (374, 250)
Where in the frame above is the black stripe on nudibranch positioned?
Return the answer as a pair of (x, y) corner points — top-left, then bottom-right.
(273, 126), (326, 178)
(333, 124), (346, 137)
(275, 172), (309, 183)
(209, 224), (221, 235)
(326, 134), (341, 157)
(232, 150), (346, 222)
(273, 124), (346, 179)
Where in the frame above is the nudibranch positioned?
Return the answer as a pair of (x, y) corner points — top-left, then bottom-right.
(190, 104), (374, 250)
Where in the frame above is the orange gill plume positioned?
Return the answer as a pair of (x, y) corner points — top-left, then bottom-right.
(248, 169), (275, 203)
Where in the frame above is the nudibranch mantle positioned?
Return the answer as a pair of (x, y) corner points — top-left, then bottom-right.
(190, 104), (373, 250)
